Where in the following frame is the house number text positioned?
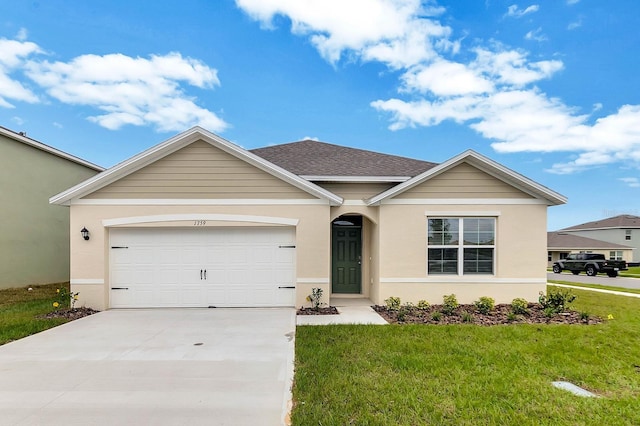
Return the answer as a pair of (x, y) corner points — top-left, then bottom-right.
(193, 220), (207, 226)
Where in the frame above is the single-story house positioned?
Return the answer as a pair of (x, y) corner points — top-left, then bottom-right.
(558, 215), (640, 263)
(50, 127), (566, 310)
(547, 231), (634, 267)
(0, 126), (103, 289)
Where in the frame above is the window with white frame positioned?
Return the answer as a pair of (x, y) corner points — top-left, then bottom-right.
(427, 218), (495, 275)
(610, 250), (624, 260)
(626, 230), (632, 241)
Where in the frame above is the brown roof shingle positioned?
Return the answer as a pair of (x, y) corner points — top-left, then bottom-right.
(561, 214), (640, 231)
(250, 140), (437, 178)
(548, 232), (633, 249)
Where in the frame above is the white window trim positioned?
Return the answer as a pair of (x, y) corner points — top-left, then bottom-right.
(427, 217), (496, 276)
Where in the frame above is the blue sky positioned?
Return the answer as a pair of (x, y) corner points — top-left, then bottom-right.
(1, 0), (639, 230)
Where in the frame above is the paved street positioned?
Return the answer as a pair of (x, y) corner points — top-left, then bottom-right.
(548, 272), (640, 290)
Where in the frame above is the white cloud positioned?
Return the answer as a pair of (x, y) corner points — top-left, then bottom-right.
(567, 0), (580, 5)
(302, 135), (320, 141)
(567, 18), (582, 30)
(505, 4), (540, 18)
(235, 0), (450, 68)
(619, 177), (640, 188)
(11, 116), (25, 125)
(237, 0), (640, 175)
(0, 37), (42, 107)
(524, 27), (548, 42)
(25, 52), (228, 132)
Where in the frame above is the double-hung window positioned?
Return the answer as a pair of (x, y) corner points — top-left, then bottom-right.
(428, 218), (495, 275)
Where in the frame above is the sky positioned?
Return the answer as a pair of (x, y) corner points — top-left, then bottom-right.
(1, 0), (639, 231)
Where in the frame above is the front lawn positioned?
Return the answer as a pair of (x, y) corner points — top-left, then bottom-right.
(292, 287), (640, 425)
(0, 283), (71, 345)
(620, 266), (640, 277)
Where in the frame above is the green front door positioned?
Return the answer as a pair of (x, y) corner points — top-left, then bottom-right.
(332, 225), (362, 294)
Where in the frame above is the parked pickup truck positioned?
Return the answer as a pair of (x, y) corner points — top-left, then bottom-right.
(552, 253), (627, 277)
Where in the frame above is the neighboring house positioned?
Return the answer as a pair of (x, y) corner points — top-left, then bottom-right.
(547, 231), (634, 267)
(50, 127), (566, 310)
(558, 215), (640, 264)
(0, 126), (103, 289)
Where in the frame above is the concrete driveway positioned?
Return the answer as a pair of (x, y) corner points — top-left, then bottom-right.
(0, 308), (295, 426)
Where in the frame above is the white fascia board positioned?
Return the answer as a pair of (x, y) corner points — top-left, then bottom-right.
(50, 127), (343, 206)
(366, 149), (567, 206)
(300, 175), (411, 183)
(1, 126), (104, 171)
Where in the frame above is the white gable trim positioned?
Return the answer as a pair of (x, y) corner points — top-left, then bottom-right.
(50, 127), (343, 206)
(301, 175), (411, 182)
(366, 150), (567, 206)
(71, 198), (329, 206)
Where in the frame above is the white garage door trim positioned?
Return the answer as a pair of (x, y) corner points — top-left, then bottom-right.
(109, 227), (296, 308)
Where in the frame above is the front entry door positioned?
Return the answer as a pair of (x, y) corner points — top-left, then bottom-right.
(332, 225), (362, 294)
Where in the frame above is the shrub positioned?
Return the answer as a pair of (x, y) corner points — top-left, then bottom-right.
(511, 298), (529, 315)
(442, 294), (459, 315)
(385, 296), (401, 311)
(580, 311), (591, 323)
(474, 296), (495, 315)
(462, 311), (474, 323)
(539, 289), (576, 313)
(306, 288), (324, 310)
(506, 312), (517, 322)
(417, 300), (430, 310)
(431, 311), (442, 322)
(543, 307), (557, 319)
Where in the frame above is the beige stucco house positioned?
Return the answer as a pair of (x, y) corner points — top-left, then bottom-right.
(51, 127), (566, 310)
(0, 126), (103, 289)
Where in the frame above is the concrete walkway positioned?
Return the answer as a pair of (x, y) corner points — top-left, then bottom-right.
(0, 309), (295, 426)
(297, 297), (388, 325)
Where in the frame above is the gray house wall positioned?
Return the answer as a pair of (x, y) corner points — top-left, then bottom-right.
(0, 132), (101, 289)
(566, 229), (639, 262)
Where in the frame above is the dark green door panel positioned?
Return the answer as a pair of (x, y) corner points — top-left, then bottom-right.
(332, 226), (362, 294)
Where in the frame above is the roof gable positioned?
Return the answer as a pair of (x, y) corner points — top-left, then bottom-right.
(366, 150), (567, 206)
(50, 127), (342, 205)
(250, 140), (436, 179)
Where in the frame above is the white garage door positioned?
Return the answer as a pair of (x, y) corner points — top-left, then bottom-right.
(109, 227), (296, 308)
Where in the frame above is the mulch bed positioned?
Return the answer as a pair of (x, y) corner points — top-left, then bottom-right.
(372, 303), (603, 325)
(297, 306), (339, 315)
(38, 307), (100, 321)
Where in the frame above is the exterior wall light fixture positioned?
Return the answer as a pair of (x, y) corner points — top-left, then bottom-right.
(81, 227), (90, 241)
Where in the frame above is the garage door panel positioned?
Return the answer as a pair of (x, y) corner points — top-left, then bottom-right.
(110, 227), (295, 308)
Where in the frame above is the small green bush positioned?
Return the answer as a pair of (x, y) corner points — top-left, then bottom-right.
(539, 289), (576, 313)
(431, 311), (442, 322)
(474, 296), (495, 314)
(580, 311), (591, 323)
(417, 300), (430, 310)
(306, 288), (324, 310)
(442, 294), (459, 315)
(511, 298), (529, 315)
(385, 296), (401, 311)
(462, 311), (474, 323)
(506, 312), (517, 322)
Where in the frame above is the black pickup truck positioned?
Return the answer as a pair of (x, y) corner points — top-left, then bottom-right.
(552, 253), (627, 277)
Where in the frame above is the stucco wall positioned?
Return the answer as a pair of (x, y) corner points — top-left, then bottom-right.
(69, 203), (331, 310)
(0, 134), (99, 289)
(375, 203), (548, 304)
(565, 229), (639, 262)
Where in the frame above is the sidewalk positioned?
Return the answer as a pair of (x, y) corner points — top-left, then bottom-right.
(296, 297), (388, 325)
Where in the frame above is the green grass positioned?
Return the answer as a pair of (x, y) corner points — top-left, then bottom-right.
(620, 266), (640, 277)
(292, 286), (640, 425)
(0, 282), (71, 346)
(548, 279), (640, 295)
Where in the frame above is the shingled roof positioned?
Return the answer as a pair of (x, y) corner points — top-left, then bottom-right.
(250, 140), (437, 178)
(548, 232), (632, 249)
(561, 214), (640, 231)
